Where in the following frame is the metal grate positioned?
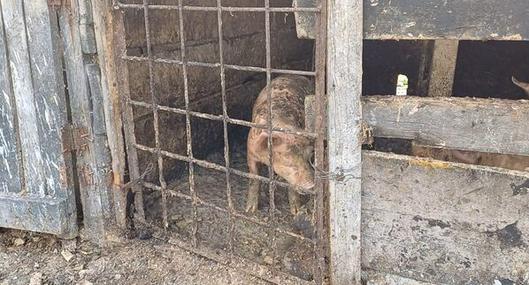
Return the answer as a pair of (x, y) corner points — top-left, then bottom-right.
(113, 0), (328, 283)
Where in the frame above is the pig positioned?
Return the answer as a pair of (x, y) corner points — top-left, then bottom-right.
(411, 76), (529, 171)
(246, 75), (315, 215)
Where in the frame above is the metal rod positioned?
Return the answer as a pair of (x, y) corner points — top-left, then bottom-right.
(175, 0), (199, 247)
(122, 55), (317, 76)
(134, 143), (316, 195)
(142, 0), (169, 228)
(128, 99), (318, 138)
(115, 2), (320, 13)
(215, 0), (237, 274)
(313, 0), (329, 282)
(264, 0), (279, 273)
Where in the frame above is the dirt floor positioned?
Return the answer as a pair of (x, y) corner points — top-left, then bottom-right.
(0, 228), (274, 285)
(141, 143), (318, 282)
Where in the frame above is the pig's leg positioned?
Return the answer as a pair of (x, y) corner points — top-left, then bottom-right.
(288, 187), (301, 215)
(246, 157), (261, 213)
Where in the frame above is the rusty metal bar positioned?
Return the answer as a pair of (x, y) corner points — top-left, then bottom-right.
(141, 0), (169, 228)
(128, 99), (318, 139)
(134, 143), (316, 195)
(263, 0), (279, 273)
(214, 0), (237, 271)
(175, 0), (199, 247)
(114, 2), (320, 13)
(121, 55), (317, 76)
(313, 0), (328, 282)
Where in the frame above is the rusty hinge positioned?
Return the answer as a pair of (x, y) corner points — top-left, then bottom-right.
(61, 124), (91, 154)
(48, 0), (70, 8)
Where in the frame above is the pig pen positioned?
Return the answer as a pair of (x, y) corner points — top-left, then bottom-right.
(115, 1), (326, 283)
(106, 0), (529, 283)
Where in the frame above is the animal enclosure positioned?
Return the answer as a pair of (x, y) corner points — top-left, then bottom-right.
(1, 0), (529, 284)
(111, 0), (327, 283)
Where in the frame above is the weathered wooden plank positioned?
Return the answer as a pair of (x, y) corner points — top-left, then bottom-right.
(0, 194), (75, 236)
(59, 2), (114, 243)
(363, 96), (529, 156)
(327, 0), (363, 283)
(362, 151), (529, 284)
(0, 5), (22, 194)
(295, 0), (529, 40)
(307, 95), (529, 156)
(1, 0), (47, 196)
(427, 40), (459, 98)
(23, 0), (71, 198)
(91, 0), (129, 231)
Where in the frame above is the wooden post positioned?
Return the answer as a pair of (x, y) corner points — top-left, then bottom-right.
(427, 40), (459, 97)
(327, 0), (363, 283)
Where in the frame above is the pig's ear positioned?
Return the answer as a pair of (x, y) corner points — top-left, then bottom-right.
(512, 76), (529, 98)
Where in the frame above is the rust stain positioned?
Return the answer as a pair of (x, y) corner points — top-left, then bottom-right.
(409, 158), (452, 169)
(112, 170), (122, 187)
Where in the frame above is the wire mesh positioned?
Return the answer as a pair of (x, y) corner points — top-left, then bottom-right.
(113, 0), (327, 283)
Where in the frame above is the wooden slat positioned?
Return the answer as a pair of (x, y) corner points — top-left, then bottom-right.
(91, 0), (129, 230)
(0, 194), (74, 235)
(0, 0), (47, 196)
(295, 0), (529, 40)
(327, 0), (363, 283)
(307, 95), (529, 156)
(59, 4), (114, 243)
(363, 96), (529, 156)
(0, 4), (22, 194)
(362, 151), (529, 284)
(427, 40), (459, 98)
(24, 0), (70, 198)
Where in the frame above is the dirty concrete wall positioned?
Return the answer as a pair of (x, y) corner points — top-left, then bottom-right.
(121, 0), (313, 182)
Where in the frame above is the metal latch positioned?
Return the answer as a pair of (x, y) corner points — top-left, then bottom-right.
(48, 0), (70, 8)
(61, 124), (90, 154)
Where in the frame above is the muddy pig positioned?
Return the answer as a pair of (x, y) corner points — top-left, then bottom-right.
(246, 75), (315, 215)
(411, 76), (529, 171)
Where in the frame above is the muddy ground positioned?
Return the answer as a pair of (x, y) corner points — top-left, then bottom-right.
(0, 228), (272, 285)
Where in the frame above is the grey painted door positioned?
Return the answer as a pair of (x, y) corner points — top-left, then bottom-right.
(0, 0), (77, 238)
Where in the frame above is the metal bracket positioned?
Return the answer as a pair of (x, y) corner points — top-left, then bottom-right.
(61, 124), (91, 154)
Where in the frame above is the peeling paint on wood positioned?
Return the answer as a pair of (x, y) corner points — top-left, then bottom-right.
(24, 0), (69, 198)
(362, 151), (529, 284)
(0, 4), (21, 194)
(1, 0), (47, 196)
(0, 0), (77, 238)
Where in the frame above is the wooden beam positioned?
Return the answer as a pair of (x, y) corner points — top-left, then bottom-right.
(363, 96), (529, 156)
(91, 0), (130, 231)
(427, 40), (459, 98)
(362, 151), (529, 284)
(295, 0), (529, 40)
(307, 96), (529, 156)
(327, 0), (363, 283)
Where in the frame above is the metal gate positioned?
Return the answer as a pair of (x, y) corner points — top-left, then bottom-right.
(112, 0), (328, 283)
(0, 0), (77, 238)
